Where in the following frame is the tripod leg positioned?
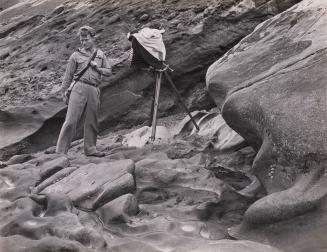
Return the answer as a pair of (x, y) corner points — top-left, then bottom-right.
(163, 71), (200, 131)
(149, 74), (156, 127)
(150, 71), (162, 141)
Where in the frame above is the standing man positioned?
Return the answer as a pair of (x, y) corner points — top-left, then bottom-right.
(56, 26), (111, 157)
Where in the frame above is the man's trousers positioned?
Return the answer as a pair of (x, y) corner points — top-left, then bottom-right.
(56, 82), (100, 155)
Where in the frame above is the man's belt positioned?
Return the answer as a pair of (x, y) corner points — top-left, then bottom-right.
(78, 80), (98, 88)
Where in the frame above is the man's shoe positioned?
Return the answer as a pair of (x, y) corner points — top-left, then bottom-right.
(86, 152), (105, 157)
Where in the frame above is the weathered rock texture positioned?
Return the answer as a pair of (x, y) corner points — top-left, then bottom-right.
(0, 0), (301, 159)
(0, 99), (65, 160)
(41, 159), (136, 210)
(97, 193), (139, 224)
(206, 0), (327, 250)
(173, 111), (247, 152)
(0, 151), (140, 251)
(0, 113), (273, 252)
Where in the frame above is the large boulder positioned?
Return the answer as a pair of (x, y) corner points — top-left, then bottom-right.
(206, 0), (327, 250)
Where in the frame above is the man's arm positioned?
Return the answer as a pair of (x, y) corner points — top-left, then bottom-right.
(97, 66), (112, 76)
(61, 53), (77, 92)
(91, 53), (111, 76)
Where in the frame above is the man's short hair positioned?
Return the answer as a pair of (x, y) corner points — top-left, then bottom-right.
(78, 25), (96, 37)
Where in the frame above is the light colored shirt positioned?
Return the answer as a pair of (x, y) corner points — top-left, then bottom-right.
(62, 48), (110, 90)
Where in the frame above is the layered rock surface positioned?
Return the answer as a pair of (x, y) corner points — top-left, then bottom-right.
(206, 0), (327, 250)
(0, 0), (301, 158)
(0, 99), (66, 160)
(0, 112), (279, 251)
(0, 153), (138, 251)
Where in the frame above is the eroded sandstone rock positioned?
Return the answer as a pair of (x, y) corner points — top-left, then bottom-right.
(206, 0), (327, 250)
(0, 99), (65, 160)
(0, 125), (272, 251)
(0, 193), (108, 251)
(38, 156), (70, 184)
(0, 155), (140, 251)
(41, 159), (136, 210)
(5, 154), (34, 165)
(97, 193), (139, 224)
(173, 111), (247, 152)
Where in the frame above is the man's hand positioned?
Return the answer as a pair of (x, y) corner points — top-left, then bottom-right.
(90, 61), (99, 69)
(63, 89), (70, 105)
(91, 60), (111, 76)
(91, 60), (104, 75)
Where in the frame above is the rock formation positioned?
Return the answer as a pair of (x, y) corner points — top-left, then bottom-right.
(0, 116), (270, 251)
(206, 0), (327, 250)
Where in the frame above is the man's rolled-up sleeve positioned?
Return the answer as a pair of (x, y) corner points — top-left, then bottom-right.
(102, 54), (111, 70)
(62, 53), (77, 91)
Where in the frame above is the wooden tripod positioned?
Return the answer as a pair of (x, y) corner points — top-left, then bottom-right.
(149, 68), (200, 141)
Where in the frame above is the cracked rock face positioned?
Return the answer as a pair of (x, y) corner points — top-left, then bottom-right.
(206, 0), (327, 250)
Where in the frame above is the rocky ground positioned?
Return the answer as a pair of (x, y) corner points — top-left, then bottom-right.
(0, 112), (280, 252)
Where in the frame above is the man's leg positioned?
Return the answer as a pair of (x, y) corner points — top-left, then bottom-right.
(83, 86), (100, 155)
(56, 86), (87, 154)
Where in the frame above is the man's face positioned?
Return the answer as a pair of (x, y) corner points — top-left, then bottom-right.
(80, 34), (95, 50)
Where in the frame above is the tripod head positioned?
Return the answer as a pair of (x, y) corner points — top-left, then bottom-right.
(139, 63), (174, 73)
